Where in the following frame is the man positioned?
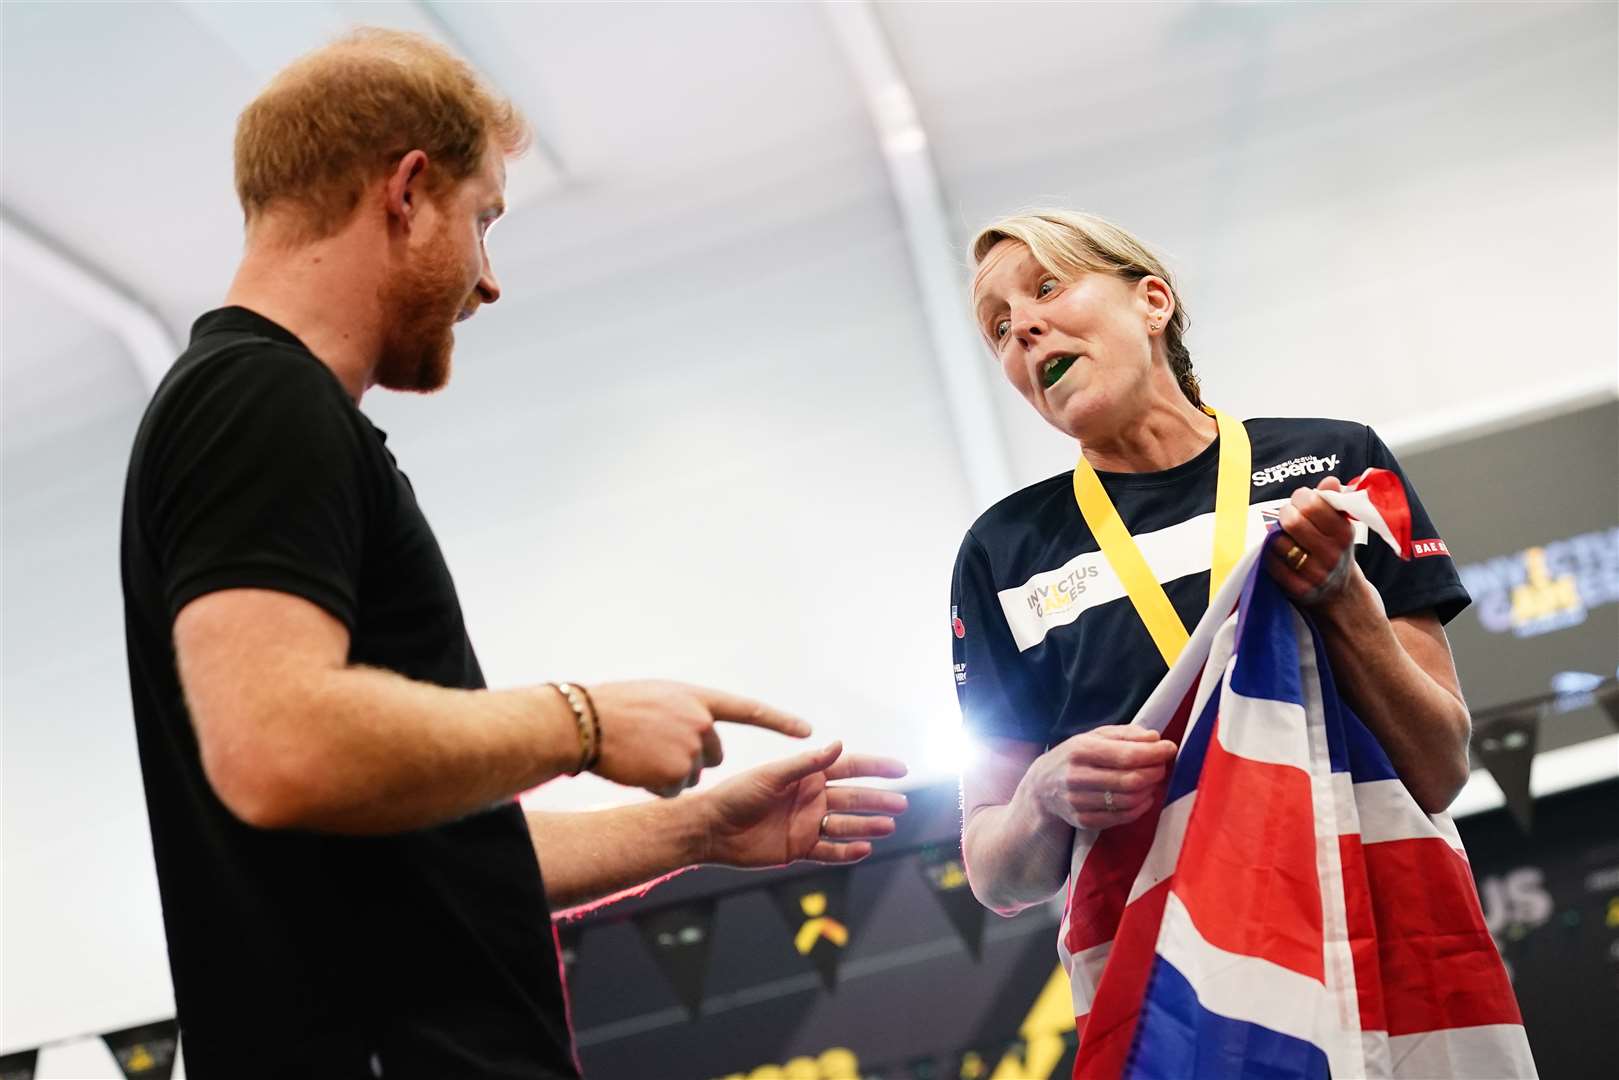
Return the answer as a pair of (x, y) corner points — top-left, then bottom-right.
(120, 29), (906, 1079)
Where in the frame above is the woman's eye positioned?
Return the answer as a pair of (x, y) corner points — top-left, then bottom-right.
(1037, 279), (1057, 298)
(994, 318), (1011, 339)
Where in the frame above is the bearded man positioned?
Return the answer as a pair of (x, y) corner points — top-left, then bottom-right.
(119, 29), (905, 1079)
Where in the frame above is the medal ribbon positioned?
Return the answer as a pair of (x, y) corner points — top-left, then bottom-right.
(1071, 407), (1251, 667)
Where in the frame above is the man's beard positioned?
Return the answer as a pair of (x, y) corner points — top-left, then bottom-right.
(374, 224), (469, 394)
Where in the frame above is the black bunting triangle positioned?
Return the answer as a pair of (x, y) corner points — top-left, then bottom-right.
(634, 899), (717, 1020)
(1475, 710), (1539, 834)
(919, 844), (986, 961)
(770, 869), (852, 991)
(0, 1050), (38, 1080)
(102, 1020), (178, 1080)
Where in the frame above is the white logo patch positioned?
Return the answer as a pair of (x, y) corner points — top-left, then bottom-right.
(996, 498), (1368, 652)
(1251, 454), (1339, 487)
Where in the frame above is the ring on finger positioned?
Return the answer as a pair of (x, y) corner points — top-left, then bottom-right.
(819, 812), (834, 837)
(1284, 543), (1309, 572)
(1103, 789), (1116, 812)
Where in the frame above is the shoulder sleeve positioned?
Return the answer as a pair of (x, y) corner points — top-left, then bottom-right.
(1354, 426), (1471, 625)
(951, 529), (1053, 744)
(142, 347), (374, 630)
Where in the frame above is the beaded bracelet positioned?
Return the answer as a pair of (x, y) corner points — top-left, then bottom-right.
(549, 682), (598, 775)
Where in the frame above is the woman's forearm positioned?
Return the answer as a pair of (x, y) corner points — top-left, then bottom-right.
(963, 769), (1077, 916)
(1313, 568), (1472, 813)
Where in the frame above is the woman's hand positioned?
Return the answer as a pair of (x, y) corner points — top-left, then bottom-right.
(1027, 725), (1177, 831)
(1265, 475), (1359, 608)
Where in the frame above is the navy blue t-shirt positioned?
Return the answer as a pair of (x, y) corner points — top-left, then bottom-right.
(950, 417), (1469, 747)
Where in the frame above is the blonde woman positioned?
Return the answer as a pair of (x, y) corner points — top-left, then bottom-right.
(952, 211), (1473, 920)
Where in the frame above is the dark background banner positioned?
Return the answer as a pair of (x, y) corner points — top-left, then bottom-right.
(567, 784), (1077, 1080)
(568, 780), (1619, 1080)
(1400, 399), (1618, 749)
(1461, 780), (1619, 1078)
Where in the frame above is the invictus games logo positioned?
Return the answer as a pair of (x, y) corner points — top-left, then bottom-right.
(1251, 453), (1340, 487)
(1458, 527), (1619, 638)
(1025, 565), (1100, 617)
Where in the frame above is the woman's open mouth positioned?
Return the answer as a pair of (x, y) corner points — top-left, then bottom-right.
(1040, 353), (1079, 389)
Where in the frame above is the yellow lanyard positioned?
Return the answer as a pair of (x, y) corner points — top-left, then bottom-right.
(1070, 407), (1251, 667)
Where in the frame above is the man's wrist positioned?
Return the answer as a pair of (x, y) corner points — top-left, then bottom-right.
(662, 789), (715, 866)
(526, 684), (591, 779)
(544, 682), (599, 775)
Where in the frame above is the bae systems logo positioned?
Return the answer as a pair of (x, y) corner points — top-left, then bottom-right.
(1252, 453), (1339, 487)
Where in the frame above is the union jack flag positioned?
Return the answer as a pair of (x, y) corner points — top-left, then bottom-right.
(1058, 472), (1534, 1078)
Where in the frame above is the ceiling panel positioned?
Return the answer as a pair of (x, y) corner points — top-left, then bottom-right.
(442, 1), (868, 178)
(881, 1), (1619, 481)
(1, 1), (256, 336)
(0, 268), (144, 458)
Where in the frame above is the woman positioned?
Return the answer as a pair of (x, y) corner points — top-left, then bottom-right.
(952, 210), (1473, 918)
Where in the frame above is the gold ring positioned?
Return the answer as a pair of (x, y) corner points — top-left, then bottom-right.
(1285, 544), (1309, 572)
(819, 812), (833, 837)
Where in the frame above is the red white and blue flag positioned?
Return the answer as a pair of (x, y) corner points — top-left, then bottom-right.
(1058, 470), (1534, 1078)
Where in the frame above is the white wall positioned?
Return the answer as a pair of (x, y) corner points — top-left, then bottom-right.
(2, 284), (170, 1055)
(366, 196), (979, 809)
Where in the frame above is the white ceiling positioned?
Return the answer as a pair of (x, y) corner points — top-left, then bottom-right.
(5, 2), (1615, 442)
(3, 0), (1615, 798)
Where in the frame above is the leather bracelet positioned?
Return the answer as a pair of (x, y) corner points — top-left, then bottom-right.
(549, 682), (595, 775)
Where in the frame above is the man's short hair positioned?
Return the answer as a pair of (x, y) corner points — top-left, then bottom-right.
(234, 28), (529, 240)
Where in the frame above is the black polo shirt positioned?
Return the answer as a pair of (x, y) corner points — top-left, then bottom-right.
(951, 417), (1470, 747)
(120, 307), (577, 1078)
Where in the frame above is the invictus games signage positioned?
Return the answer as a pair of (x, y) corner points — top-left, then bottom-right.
(1458, 527), (1619, 639)
(1396, 398), (1619, 715)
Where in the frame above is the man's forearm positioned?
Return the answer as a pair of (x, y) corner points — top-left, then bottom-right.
(526, 799), (708, 912)
(1314, 576), (1471, 813)
(221, 666), (581, 834)
(963, 778), (1075, 917)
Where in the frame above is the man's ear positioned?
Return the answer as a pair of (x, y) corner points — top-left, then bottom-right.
(383, 150), (431, 229)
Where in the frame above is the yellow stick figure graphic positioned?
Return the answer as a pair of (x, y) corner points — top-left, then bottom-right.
(794, 891), (848, 954)
(930, 859), (968, 891)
